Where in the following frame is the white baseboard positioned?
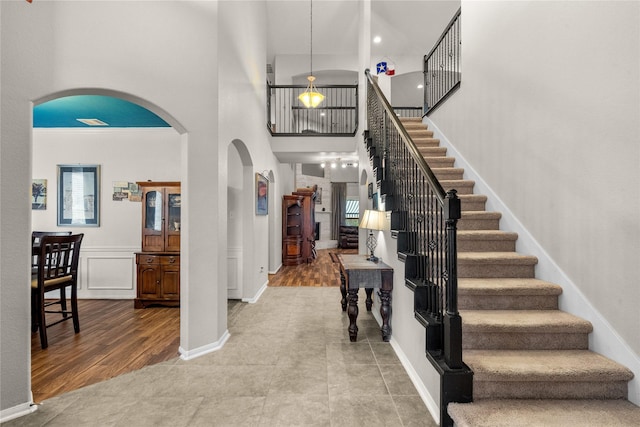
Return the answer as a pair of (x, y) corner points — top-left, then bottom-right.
(178, 330), (230, 361)
(0, 397), (37, 423)
(425, 117), (640, 405)
(243, 280), (268, 303)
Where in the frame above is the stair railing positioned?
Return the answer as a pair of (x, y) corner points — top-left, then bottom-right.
(365, 69), (472, 427)
(424, 7), (461, 115)
(267, 82), (358, 136)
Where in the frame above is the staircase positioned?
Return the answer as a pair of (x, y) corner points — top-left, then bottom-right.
(395, 117), (640, 426)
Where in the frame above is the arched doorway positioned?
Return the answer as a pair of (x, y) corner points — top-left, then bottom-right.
(30, 89), (185, 400)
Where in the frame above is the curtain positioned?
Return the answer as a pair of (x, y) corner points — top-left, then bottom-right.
(331, 183), (346, 240)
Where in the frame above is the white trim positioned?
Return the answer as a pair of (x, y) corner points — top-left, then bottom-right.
(370, 309), (440, 424)
(0, 399), (37, 423)
(425, 116), (640, 405)
(243, 280), (268, 303)
(390, 337), (441, 425)
(178, 330), (230, 361)
(268, 263), (282, 275)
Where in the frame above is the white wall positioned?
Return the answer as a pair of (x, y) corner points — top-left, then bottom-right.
(32, 128), (181, 299)
(430, 0), (640, 401)
(0, 0), (273, 416)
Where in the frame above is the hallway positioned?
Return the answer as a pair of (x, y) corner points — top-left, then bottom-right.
(13, 251), (437, 426)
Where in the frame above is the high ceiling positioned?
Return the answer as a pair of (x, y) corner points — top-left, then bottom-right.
(33, 0), (460, 163)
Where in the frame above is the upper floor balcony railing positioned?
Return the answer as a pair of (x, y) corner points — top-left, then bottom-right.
(267, 82), (358, 136)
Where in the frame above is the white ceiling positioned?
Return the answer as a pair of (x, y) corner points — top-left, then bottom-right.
(265, 0), (460, 164)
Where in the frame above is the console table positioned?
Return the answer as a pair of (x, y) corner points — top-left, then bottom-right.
(337, 254), (393, 342)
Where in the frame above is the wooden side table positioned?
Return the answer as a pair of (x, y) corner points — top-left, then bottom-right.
(337, 254), (393, 342)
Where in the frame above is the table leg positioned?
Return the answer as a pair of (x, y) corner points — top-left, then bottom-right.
(347, 288), (359, 342)
(379, 289), (392, 342)
(340, 270), (347, 311)
(365, 288), (373, 311)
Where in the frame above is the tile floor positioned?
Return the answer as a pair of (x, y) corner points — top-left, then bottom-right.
(6, 287), (437, 426)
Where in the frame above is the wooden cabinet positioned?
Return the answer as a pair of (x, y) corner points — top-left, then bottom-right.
(282, 185), (317, 266)
(283, 195), (304, 266)
(135, 181), (180, 308)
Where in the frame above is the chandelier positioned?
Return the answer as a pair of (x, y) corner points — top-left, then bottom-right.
(298, 0), (324, 108)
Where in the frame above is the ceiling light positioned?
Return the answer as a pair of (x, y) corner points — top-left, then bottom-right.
(417, 84), (424, 89)
(320, 162), (326, 168)
(330, 161), (337, 169)
(373, 36), (382, 44)
(298, 0), (324, 108)
(76, 118), (108, 126)
(341, 162), (347, 168)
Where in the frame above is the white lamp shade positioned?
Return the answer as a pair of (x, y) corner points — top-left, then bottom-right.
(360, 209), (387, 231)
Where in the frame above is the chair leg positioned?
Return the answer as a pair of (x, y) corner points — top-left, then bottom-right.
(31, 289), (39, 333)
(71, 285), (80, 333)
(59, 287), (68, 318)
(38, 291), (48, 349)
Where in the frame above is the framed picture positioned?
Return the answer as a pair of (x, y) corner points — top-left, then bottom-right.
(368, 182), (373, 199)
(32, 179), (47, 210)
(57, 165), (100, 226)
(316, 187), (322, 204)
(373, 193), (378, 210)
(256, 173), (268, 215)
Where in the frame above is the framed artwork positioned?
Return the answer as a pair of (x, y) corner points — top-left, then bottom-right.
(316, 187), (322, 204)
(256, 173), (268, 215)
(32, 179), (47, 210)
(57, 164), (100, 226)
(373, 193), (378, 210)
(368, 182), (373, 199)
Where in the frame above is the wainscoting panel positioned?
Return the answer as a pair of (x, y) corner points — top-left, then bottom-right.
(78, 247), (138, 299)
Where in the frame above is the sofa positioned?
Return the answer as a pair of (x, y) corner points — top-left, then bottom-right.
(339, 226), (359, 249)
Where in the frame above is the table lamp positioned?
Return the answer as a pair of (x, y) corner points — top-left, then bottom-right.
(359, 209), (387, 262)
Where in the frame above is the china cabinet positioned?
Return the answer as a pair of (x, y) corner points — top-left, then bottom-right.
(135, 181), (181, 308)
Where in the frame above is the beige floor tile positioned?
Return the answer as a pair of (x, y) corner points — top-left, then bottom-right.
(329, 395), (403, 427)
(258, 394), (330, 426)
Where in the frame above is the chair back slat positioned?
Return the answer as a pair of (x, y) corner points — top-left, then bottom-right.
(37, 234), (83, 284)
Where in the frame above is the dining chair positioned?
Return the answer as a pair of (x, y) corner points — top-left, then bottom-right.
(31, 233), (84, 349)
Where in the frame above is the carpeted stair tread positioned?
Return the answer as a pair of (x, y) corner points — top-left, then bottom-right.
(432, 167), (465, 180)
(448, 399), (640, 427)
(460, 310), (593, 333)
(458, 278), (561, 296)
(464, 349), (634, 382)
(416, 146), (447, 156)
(413, 137), (441, 146)
(458, 230), (518, 242)
(458, 252), (538, 265)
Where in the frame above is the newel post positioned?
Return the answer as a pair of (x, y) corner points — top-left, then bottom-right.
(443, 189), (463, 368)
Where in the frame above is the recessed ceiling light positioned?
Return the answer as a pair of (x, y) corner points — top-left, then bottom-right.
(76, 118), (109, 126)
(373, 36), (381, 44)
(417, 84), (424, 89)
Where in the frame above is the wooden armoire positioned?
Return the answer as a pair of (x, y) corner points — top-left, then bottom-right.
(282, 185), (317, 265)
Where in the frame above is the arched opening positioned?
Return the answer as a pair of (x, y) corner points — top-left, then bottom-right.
(30, 89), (186, 401)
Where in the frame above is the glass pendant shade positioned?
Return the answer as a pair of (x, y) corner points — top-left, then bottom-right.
(299, 77), (324, 108)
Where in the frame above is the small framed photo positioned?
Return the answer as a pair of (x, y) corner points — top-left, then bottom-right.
(32, 179), (47, 210)
(256, 173), (268, 215)
(57, 164), (100, 226)
(368, 182), (373, 199)
(373, 193), (378, 210)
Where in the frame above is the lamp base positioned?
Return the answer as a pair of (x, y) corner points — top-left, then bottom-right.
(367, 254), (379, 263)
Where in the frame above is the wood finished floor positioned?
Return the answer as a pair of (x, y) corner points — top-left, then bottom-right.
(31, 248), (358, 403)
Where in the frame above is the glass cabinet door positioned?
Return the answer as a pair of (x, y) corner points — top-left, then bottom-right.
(167, 191), (181, 232)
(145, 190), (163, 231)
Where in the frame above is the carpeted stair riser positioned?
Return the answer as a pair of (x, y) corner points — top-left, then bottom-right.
(457, 253), (537, 278)
(458, 212), (502, 230)
(459, 194), (487, 211)
(417, 146), (447, 156)
(440, 179), (475, 195)
(424, 156), (455, 168)
(432, 167), (465, 181)
(457, 230), (517, 252)
(460, 310), (592, 350)
(474, 380), (629, 400)
(413, 138), (441, 147)
(458, 278), (562, 310)
(465, 350), (634, 400)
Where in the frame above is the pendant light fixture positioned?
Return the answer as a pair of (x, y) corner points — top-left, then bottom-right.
(298, 0), (325, 108)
